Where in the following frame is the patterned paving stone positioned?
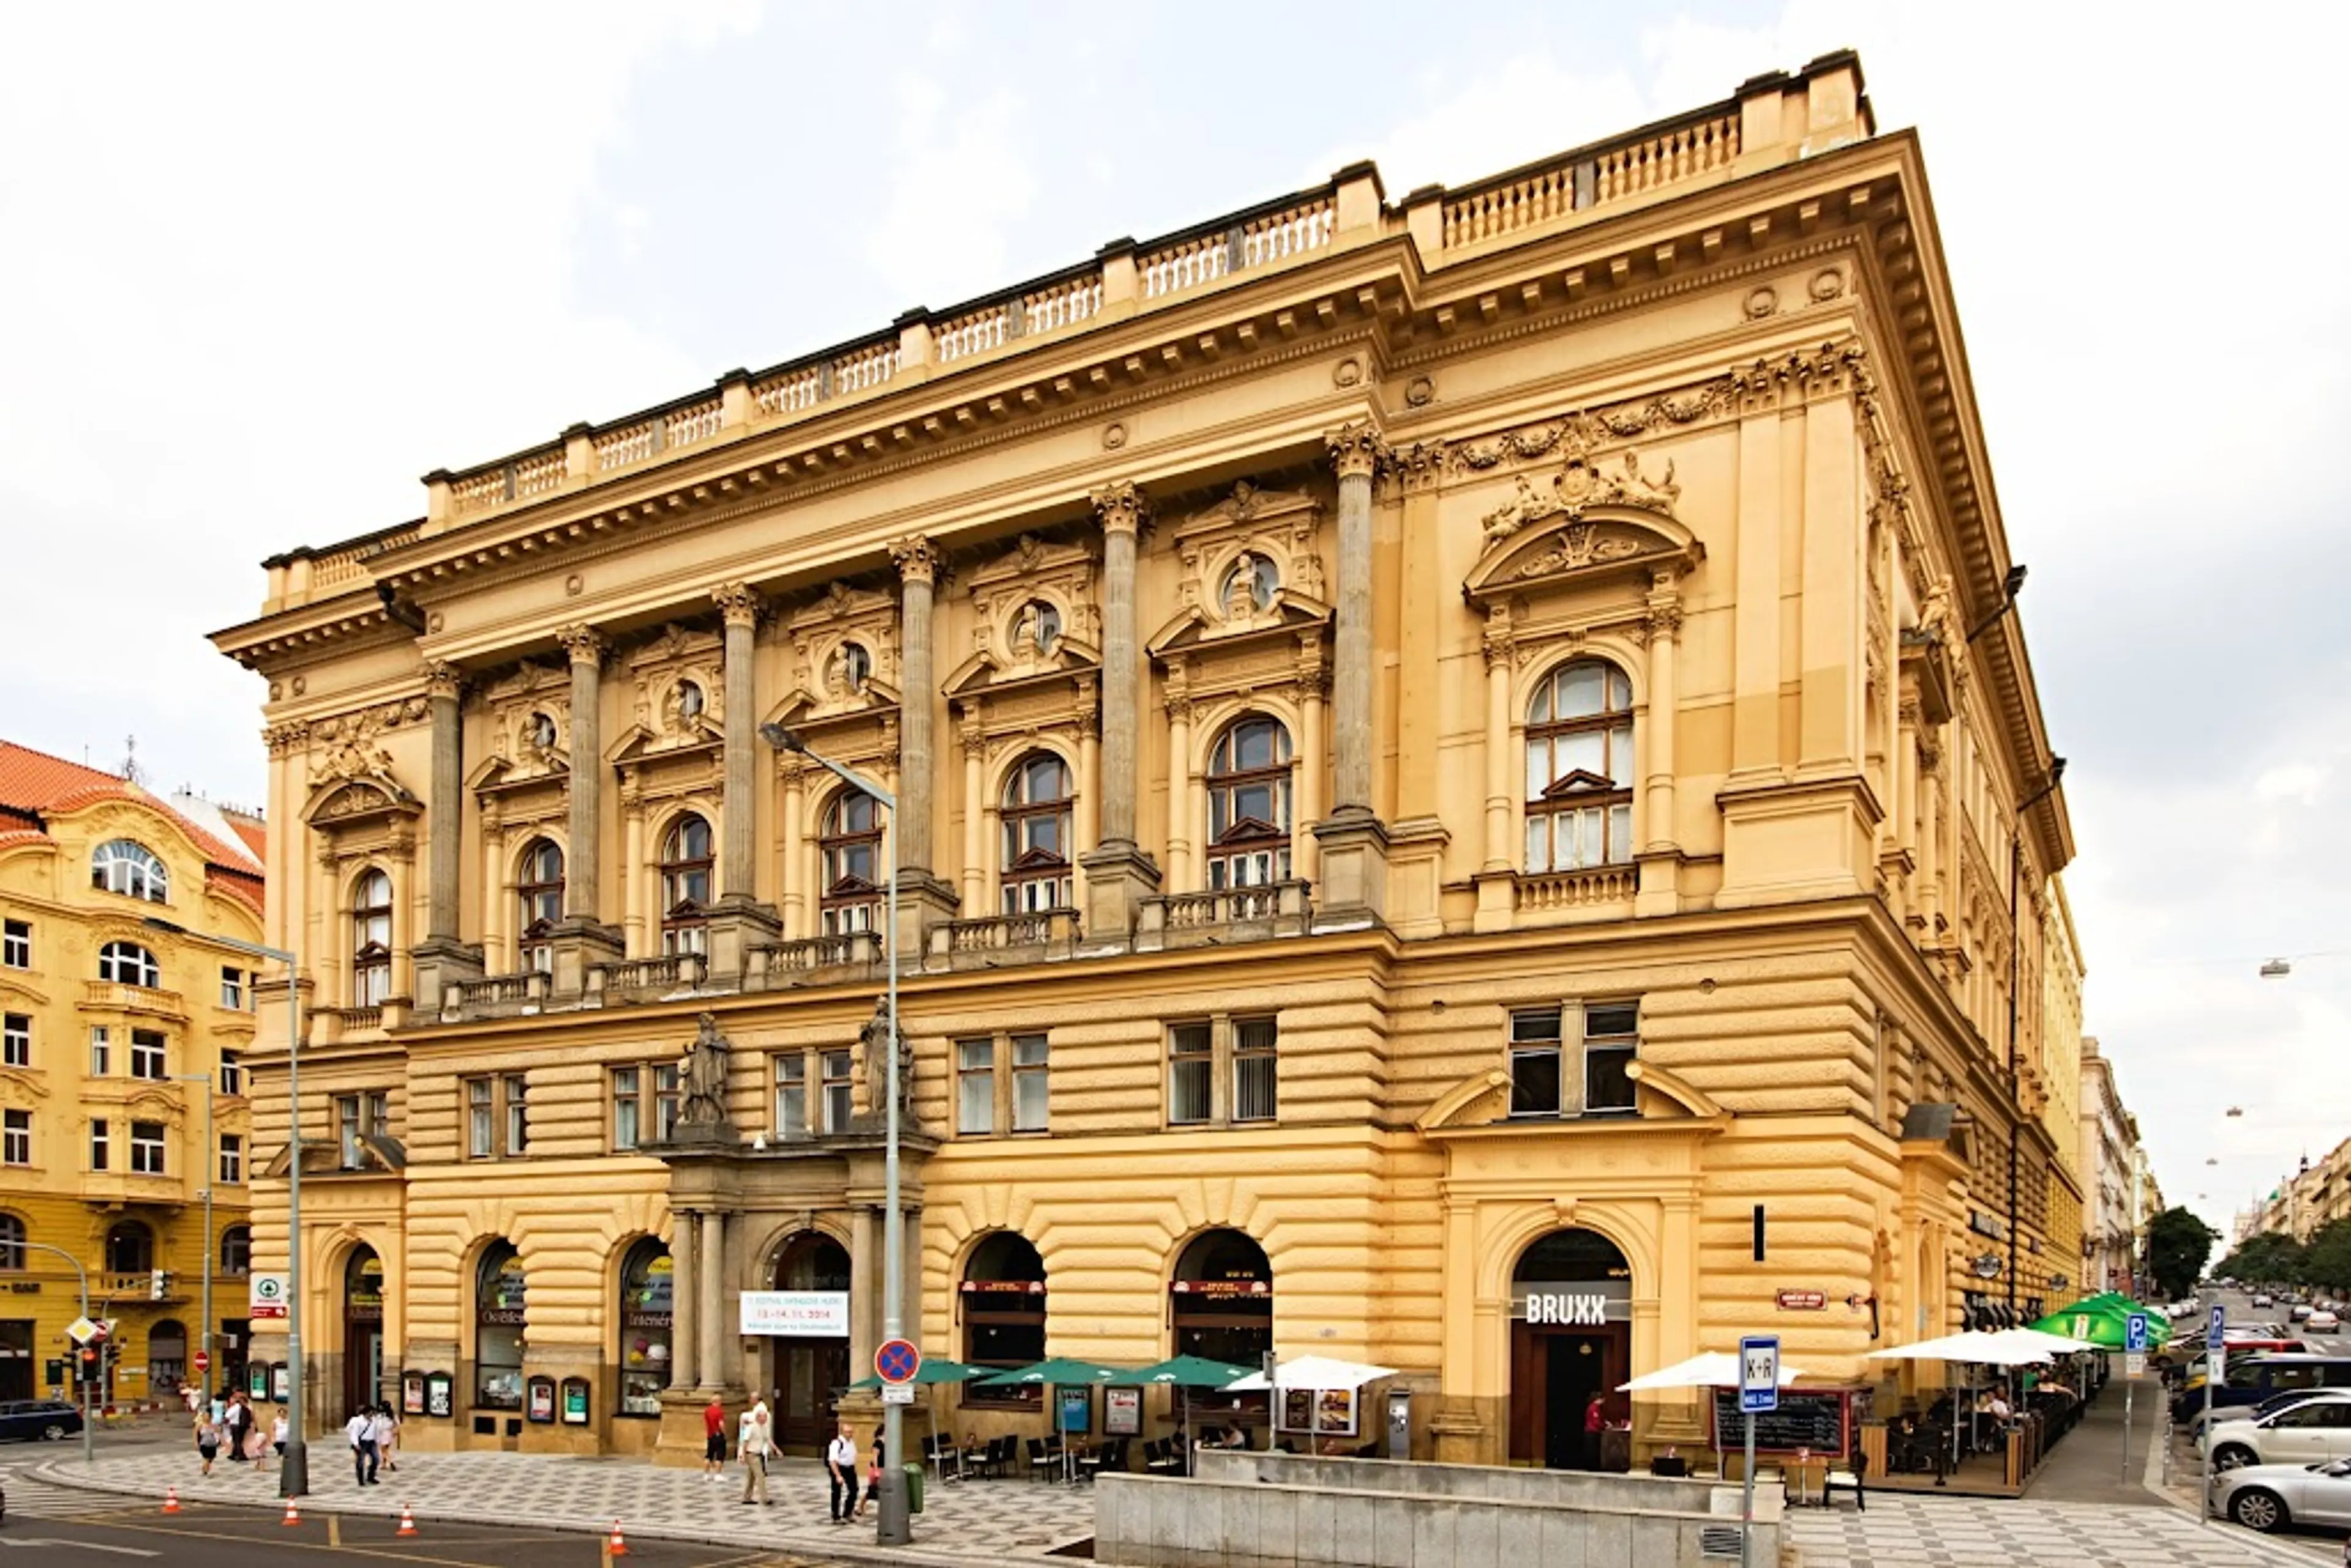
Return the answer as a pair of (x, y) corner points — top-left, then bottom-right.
(1787, 1494), (2330, 1568)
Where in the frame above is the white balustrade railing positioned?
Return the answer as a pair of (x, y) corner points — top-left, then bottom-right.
(1023, 273), (1102, 336)
(662, 399), (722, 451)
(832, 340), (899, 394)
(752, 366), (822, 416)
(594, 420), (659, 470)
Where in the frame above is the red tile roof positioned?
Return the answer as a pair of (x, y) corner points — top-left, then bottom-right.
(0, 740), (265, 883)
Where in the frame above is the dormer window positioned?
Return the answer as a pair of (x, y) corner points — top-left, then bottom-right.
(92, 841), (168, 903)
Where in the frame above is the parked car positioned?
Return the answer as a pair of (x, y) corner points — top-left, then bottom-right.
(2203, 1400), (2351, 1471)
(2171, 1352), (2351, 1425)
(2290, 1304), (2313, 1321)
(2307, 1309), (2341, 1334)
(2215, 1455), (2351, 1532)
(2185, 1387), (2351, 1440)
(2254, 1293), (2276, 1308)
(0, 1398), (83, 1443)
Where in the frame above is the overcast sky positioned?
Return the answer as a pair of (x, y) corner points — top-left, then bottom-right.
(3, 1), (2343, 1240)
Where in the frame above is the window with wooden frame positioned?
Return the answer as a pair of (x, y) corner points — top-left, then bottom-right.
(1168, 1023), (1213, 1126)
(465, 1075), (527, 1159)
(818, 792), (883, 936)
(1, 1014), (26, 1070)
(771, 1054), (808, 1140)
(129, 1029), (166, 1081)
(762, 1048), (855, 1139)
(350, 868), (393, 1005)
(1, 920), (27, 970)
(1523, 659), (1635, 874)
(516, 839), (563, 974)
(89, 1117), (108, 1171)
(999, 752), (1074, 914)
(0, 1111), (26, 1166)
(955, 1032), (1050, 1138)
(334, 1092), (389, 1169)
(129, 1120), (165, 1175)
(820, 1051), (852, 1133)
(1206, 717), (1294, 890)
(1507, 1000), (1640, 1117)
(611, 1063), (681, 1151)
(1164, 1015), (1279, 1128)
(1010, 1034), (1049, 1133)
(219, 1134), (244, 1186)
(956, 1039), (994, 1135)
(659, 814), (713, 955)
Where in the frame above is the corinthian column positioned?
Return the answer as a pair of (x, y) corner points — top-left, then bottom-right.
(1311, 421), (1392, 929)
(1633, 572), (1685, 919)
(888, 538), (961, 946)
(550, 624), (622, 991)
(423, 661), (464, 940)
(1080, 483), (1161, 939)
(713, 583), (763, 899)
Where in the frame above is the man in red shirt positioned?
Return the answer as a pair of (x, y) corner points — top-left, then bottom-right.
(703, 1394), (727, 1479)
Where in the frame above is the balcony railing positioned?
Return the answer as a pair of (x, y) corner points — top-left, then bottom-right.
(1134, 881), (1313, 952)
(744, 931), (883, 990)
(443, 971), (550, 1019)
(588, 953), (709, 1000)
(1514, 865), (1639, 915)
(931, 909), (1082, 970)
(81, 981), (188, 1019)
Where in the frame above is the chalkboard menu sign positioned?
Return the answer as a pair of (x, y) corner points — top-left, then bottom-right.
(1711, 1387), (1868, 1457)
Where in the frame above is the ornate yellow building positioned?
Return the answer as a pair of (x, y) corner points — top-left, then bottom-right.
(0, 743), (262, 1408)
(212, 51), (2081, 1468)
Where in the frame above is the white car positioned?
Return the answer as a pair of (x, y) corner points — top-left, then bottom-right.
(2203, 1399), (2351, 1471)
(2215, 1455), (2351, 1532)
(2253, 1294), (2276, 1308)
(2306, 1309), (2341, 1334)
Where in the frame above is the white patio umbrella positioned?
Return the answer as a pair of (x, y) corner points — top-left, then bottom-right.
(1864, 1330), (2051, 1367)
(1222, 1355), (1398, 1391)
(1617, 1351), (1810, 1392)
(1986, 1327), (2100, 1357)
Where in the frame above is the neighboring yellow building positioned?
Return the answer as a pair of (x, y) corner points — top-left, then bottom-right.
(212, 51), (2083, 1469)
(0, 742), (263, 1409)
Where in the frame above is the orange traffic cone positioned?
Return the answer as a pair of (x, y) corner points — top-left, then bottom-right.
(162, 1485), (181, 1514)
(397, 1502), (419, 1537)
(607, 1518), (630, 1556)
(281, 1498), (302, 1526)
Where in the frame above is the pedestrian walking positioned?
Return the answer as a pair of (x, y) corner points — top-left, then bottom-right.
(269, 1406), (289, 1467)
(702, 1392), (727, 1480)
(737, 1400), (773, 1506)
(347, 1405), (380, 1487)
(194, 1408), (223, 1476)
(224, 1391), (253, 1463)
(825, 1420), (860, 1523)
(370, 1404), (399, 1472)
(242, 1413), (269, 1468)
(855, 1428), (883, 1520)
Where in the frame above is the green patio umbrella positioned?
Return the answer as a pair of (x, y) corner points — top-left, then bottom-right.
(1107, 1356), (1256, 1474)
(977, 1358), (1131, 1482)
(2030, 1294), (2172, 1349)
(846, 1357), (990, 1480)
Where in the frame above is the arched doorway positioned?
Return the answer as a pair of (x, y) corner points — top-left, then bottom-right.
(1509, 1228), (1632, 1469)
(961, 1233), (1046, 1409)
(474, 1241), (526, 1417)
(768, 1232), (850, 1451)
(1171, 1229), (1273, 1433)
(148, 1318), (187, 1393)
(343, 1247), (384, 1420)
(617, 1239), (673, 1418)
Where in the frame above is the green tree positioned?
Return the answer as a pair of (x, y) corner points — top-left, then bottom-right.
(2215, 1229), (2309, 1287)
(2303, 1220), (2351, 1294)
(2146, 1207), (2219, 1300)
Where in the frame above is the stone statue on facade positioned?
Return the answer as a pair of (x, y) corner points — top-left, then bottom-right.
(858, 996), (914, 1123)
(677, 1010), (733, 1138)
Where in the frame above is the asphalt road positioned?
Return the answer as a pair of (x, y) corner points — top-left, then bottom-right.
(0, 1494), (837, 1567)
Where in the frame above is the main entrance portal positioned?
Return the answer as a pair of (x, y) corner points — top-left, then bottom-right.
(1508, 1228), (1632, 1469)
(768, 1232), (850, 1452)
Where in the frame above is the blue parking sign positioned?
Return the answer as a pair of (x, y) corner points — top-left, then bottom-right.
(1739, 1335), (1780, 1414)
(2124, 1313), (2150, 1354)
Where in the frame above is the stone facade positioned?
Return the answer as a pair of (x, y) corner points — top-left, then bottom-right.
(211, 51), (2082, 1467)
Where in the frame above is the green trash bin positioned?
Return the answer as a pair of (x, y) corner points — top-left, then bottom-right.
(903, 1460), (924, 1514)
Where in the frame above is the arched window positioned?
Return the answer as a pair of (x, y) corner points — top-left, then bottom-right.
(105, 1220), (154, 1274)
(659, 814), (713, 955)
(474, 1240), (526, 1409)
(1206, 718), (1294, 890)
(1219, 552), (1278, 618)
(618, 1239), (673, 1416)
(220, 1225), (252, 1276)
(148, 1318), (187, 1390)
(351, 869), (392, 1006)
(1000, 754), (1073, 914)
(1171, 1229), (1273, 1432)
(962, 1232), (1046, 1406)
(92, 840), (169, 902)
(1524, 660), (1635, 873)
(516, 839), (563, 973)
(0, 1214), (23, 1271)
(98, 941), (160, 988)
(819, 792), (882, 936)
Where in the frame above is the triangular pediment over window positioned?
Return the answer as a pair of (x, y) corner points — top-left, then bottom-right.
(1215, 814), (1283, 844)
(1540, 770), (1618, 799)
(1008, 846), (1068, 872)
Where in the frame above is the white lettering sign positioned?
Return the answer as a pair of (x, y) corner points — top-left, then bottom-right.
(739, 1289), (850, 1338)
(1523, 1292), (1611, 1326)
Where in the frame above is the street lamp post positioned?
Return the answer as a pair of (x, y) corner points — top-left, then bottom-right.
(761, 723), (910, 1545)
(21, 1242), (94, 1466)
(170, 1071), (215, 1411)
(147, 918), (305, 1497)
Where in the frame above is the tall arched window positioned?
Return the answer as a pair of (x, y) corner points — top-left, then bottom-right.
(961, 1232), (1046, 1406)
(1524, 660), (1635, 873)
(351, 869), (392, 1006)
(1000, 754), (1073, 913)
(0, 1214), (23, 1271)
(819, 792), (882, 936)
(474, 1240), (526, 1409)
(1206, 718), (1294, 890)
(92, 840), (169, 902)
(659, 814), (713, 955)
(516, 839), (563, 973)
(220, 1225), (252, 1276)
(617, 1238), (673, 1416)
(98, 941), (160, 988)
(105, 1220), (154, 1274)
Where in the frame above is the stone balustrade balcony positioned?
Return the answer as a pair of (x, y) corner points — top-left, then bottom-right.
(587, 952), (709, 1003)
(80, 980), (187, 1021)
(929, 909), (1083, 971)
(1134, 880), (1313, 952)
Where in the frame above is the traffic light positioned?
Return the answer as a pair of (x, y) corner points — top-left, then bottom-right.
(149, 1268), (168, 1301)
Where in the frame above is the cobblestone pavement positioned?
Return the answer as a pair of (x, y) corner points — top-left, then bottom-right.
(1787, 1493), (2334, 1567)
(33, 1446), (1097, 1564)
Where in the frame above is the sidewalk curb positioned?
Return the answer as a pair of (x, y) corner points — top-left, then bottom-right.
(2142, 1467), (2334, 1568)
(29, 1459), (1068, 1567)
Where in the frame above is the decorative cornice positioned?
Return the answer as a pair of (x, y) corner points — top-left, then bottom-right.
(1325, 418), (1390, 481)
(1090, 480), (1150, 538)
(889, 535), (940, 588)
(555, 624), (607, 667)
(711, 580), (763, 629)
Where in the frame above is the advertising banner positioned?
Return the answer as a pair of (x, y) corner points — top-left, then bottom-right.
(738, 1290), (850, 1337)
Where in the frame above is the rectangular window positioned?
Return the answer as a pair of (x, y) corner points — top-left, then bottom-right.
(1582, 1003), (1639, 1114)
(219, 1133), (244, 1185)
(653, 1063), (679, 1144)
(1, 1014), (26, 1069)
(773, 1054), (807, 1140)
(1168, 1023), (1213, 1127)
(89, 1027), (110, 1077)
(1232, 1017), (1278, 1123)
(91, 1117), (109, 1171)
(2, 920), (27, 969)
(130, 1120), (165, 1175)
(336, 1095), (363, 1169)
(956, 1039), (995, 1136)
(130, 1030), (167, 1081)
(220, 966), (245, 1010)
(1011, 1033), (1049, 1133)
(1509, 1009), (1564, 1116)
(2, 1109), (28, 1166)
(820, 1051), (852, 1135)
(504, 1075), (529, 1155)
(612, 1068), (642, 1151)
(467, 1078), (495, 1159)
(219, 1051), (244, 1097)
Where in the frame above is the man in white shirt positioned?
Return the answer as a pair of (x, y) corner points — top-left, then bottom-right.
(345, 1406), (379, 1487)
(738, 1400), (772, 1506)
(825, 1420), (860, 1523)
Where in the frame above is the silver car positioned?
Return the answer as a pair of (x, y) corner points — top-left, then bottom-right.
(2215, 1455), (2351, 1532)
